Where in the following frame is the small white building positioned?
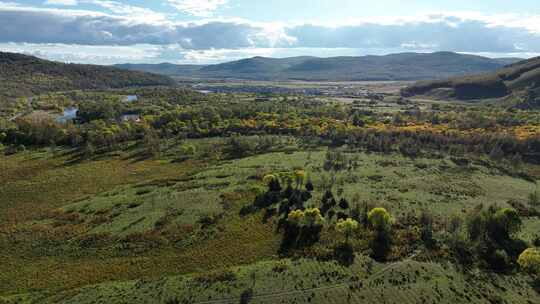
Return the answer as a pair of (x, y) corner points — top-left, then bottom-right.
(120, 114), (141, 123)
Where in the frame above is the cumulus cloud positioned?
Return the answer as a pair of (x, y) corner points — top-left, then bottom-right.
(167, 0), (228, 17)
(0, 42), (162, 64)
(0, 6), (295, 48)
(1, 3), (540, 64)
(44, 0), (78, 5)
(83, 0), (168, 22)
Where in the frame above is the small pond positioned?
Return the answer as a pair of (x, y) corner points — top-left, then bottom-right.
(125, 95), (138, 102)
(56, 107), (78, 123)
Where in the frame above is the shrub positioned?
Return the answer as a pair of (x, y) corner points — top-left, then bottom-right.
(240, 288), (254, 304)
(334, 242), (355, 266)
(272, 261), (289, 273)
(305, 179), (314, 192)
(419, 210), (436, 249)
(339, 198), (350, 209)
(180, 144), (196, 156)
(336, 218), (359, 243)
(195, 269), (237, 285)
(518, 248), (540, 275)
(529, 190), (540, 207)
(448, 233), (474, 266)
(486, 249), (511, 272)
(294, 169), (306, 189)
(491, 208), (522, 242)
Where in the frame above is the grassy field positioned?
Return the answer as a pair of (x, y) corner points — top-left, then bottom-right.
(1, 143), (539, 300)
(4, 256), (539, 304)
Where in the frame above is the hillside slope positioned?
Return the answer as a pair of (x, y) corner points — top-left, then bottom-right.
(115, 52), (520, 81)
(0, 52), (175, 99)
(402, 56), (540, 105)
(4, 258), (539, 304)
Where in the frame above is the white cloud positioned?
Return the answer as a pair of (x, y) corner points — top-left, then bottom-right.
(3, 42), (537, 66)
(168, 0), (228, 17)
(83, 0), (168, 23)
(0, 42), (162, 64)
(0, 4), (540, 64)
(44, 0), (78, 5)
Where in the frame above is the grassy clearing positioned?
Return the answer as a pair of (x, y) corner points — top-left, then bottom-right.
(0, 148), (193, 225)
(1, 147), (538, 298)
(222, 150), (537, 216)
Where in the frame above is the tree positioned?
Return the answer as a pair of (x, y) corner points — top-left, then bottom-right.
(495, 208), (521, 233)
(465, 205), (526, 270)
(82, 141), (95, 159)
(489, 145), (504, 161)
(510, 153), (523, 169)
(419, 210), (436, 249)
(294, 169), (306, 190)
(518, 248), (540, 275)
(368, 208), (392, 232)
(352, 113), (365, 127)
(227, 136), (256, 158)
(336, 218), (359, 244)
(303, 208), (324, 228)
(287, 209), (304, 226)
(240, 288), (254, 304)
(264, 174), (282, 192)
(368, 208), (393, 260)
(305, 179), (314, 192)
(339, 198), (350, 209)
(143, 128), (161, 157)
(284, 208), (324, 248)
(529, 190), (540, 207)
(180, 144), (196, 158)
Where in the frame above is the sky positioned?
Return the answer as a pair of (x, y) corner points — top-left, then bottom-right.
(1, 0), (540, 64)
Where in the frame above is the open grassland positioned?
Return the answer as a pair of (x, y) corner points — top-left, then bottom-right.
(3, 257), (539, 304)
(0, 149), (193, 224)
(1, 145), (539, 298)
(0, 143), (283, 295)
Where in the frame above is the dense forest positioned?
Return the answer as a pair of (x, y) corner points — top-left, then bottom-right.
(402, 56), (540, 105)
(116, 52), (518, 81)
(0, 52), (175, 100)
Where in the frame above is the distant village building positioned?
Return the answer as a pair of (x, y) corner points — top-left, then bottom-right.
(124, 95), (138, 102)
(120, 114), (141, 122)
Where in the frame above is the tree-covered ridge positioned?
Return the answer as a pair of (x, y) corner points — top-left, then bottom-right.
(402, 56), (540, 105)
(0, 52), (175, 99)
(116, 52), (519, 81)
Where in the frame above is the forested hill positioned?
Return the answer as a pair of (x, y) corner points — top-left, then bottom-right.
(116, 52), (522, 81)
(0, 52), (175, 99)
(402, 56), (540, 106)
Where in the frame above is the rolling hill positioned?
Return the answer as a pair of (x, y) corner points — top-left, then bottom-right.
(401, 56), (540, 107)
(0, 52), (175, 99)
(115, 52), (521, 81)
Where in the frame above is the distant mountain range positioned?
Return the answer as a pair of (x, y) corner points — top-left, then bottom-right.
(402, 56), (540, 107)
(115, 52), (522, 81)
(0, 52), (174, 99)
